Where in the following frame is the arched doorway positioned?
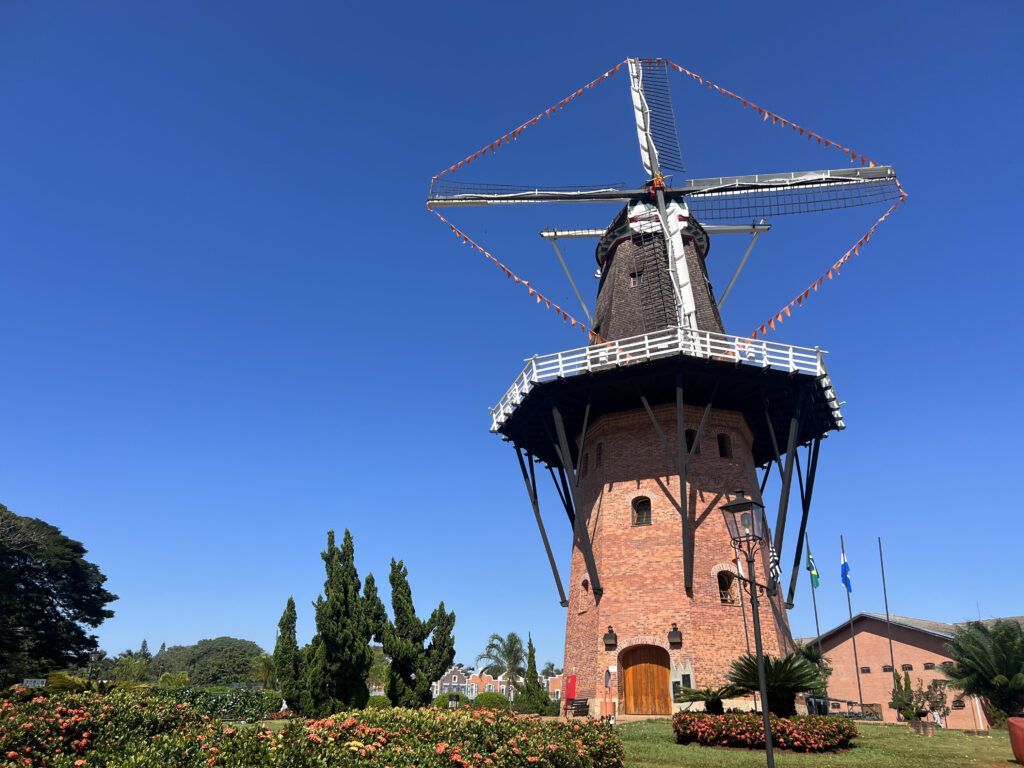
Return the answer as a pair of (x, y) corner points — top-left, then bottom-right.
(620, 645), (671, 714)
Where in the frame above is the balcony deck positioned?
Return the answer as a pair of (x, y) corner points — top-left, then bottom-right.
(490, 327), (844, 468)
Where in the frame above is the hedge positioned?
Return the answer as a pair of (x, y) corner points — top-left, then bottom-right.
(1, 689), (625, 768)
(673, 712), (858, 752)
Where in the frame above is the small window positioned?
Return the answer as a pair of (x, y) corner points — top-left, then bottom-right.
(578, 579), (590, 613)
(632, 497), (652, 526)
(901, 664), (913, 671)
(555, 689), (561, 700)
(580, 453), (589, 478)
(452, 674), (458, 682)
(595, 443), (602, 467)
(486, 684), (495, 693)
(831, 702), (841, 710)
(717, 434), (733, 458)
(882, 665), (893, 673)
(685, 429), (701, 455)
(923, 662), (935, 670)
(952, 699), (966, 710)
(630, 271), (643, 287)
(860, 667), (871, 674)
(717, 571), (738, 605)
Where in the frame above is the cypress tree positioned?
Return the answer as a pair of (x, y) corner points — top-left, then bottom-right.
(382, 558), (455, 707)
(304, 530), (373, 715)
(273, 596), (304, 711)
(513, 634), (550, 714)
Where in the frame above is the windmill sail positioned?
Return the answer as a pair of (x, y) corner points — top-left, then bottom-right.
(629, 58), (684, 177)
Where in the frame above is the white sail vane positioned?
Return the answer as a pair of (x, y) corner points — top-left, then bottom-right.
(628, 58), (659, 178)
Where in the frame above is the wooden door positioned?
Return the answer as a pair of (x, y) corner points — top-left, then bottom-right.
(621, 645), (671, 714)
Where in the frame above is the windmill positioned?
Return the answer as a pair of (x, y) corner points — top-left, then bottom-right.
(428, 58), (902, 715)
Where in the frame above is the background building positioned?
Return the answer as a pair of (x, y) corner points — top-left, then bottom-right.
(813, 613), (1023, 729)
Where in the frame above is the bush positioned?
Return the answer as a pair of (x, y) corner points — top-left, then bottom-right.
(151, 686), (283, 721)
(673, 712), (857, 752)
(0, 690), (625, 768)
(472, 691), (511, 709)
(432, 691), (471, 708)
(365, 694), (392, 709)
(513, 693), (560, 716)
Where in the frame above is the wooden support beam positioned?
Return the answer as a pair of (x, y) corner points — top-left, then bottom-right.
(516, 447), (568, 607)
(784, 437), (820, 608)
(551, 402), (603, 597)
(772, 391), (804, 560)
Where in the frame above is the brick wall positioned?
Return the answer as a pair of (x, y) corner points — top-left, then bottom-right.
(563, 403), (791, 712)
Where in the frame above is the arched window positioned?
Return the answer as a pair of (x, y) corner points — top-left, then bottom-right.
(717, 434), (733, 458)
(717, 571), (738, 604)
(595, 443), (603, 467)
(578, 579), (590, 613)
(554, 689), (561, 700)
(632, 497), (652, 526)
(685, 429), (701, 455)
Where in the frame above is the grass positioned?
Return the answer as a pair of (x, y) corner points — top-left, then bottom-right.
(616, 719), (1015, 768)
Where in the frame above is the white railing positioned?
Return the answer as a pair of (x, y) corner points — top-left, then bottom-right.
(490, 326), (831, 432)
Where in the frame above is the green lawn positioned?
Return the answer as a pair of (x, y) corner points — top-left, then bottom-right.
(617, 719), (1015, 768)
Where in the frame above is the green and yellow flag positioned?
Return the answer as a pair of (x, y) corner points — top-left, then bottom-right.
(806, 544), (820, 589)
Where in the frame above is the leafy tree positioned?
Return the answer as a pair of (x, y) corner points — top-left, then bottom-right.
(889, 670), (917, 721)
(727, 652), (824, 717)
(379, 558), (456, 708)
(0, 504), (117, 684)
(941, 619), (1024, 720)
(541, 662), (562, 678)
(511, 634), (551, 714)
(273, 596), (304, 708)
(367, 645), (389, 692)
(304, 530), (374, 715)
(675, 685), (738, 715)
(114, 652), (150, 683)
(476, 632), (526, 698)
(187, 637), (265, 686)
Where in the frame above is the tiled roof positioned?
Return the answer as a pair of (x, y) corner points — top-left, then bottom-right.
(811, 613), (1024, 644)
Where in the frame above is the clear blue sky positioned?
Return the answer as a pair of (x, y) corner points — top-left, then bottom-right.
(2, 2), (1021, 670)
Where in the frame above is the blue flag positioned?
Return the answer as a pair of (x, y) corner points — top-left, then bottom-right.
(841, 545), (852, 593)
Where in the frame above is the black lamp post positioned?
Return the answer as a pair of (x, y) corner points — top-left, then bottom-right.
(721, 489), (775, 768)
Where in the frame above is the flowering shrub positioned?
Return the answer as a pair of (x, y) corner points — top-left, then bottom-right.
(1, 691), (624, 768)
(672, 712), (857, 752)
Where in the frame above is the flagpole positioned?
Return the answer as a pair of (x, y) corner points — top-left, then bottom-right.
(878, 536), (898, 713)
(842, 535), (864, 709)
(806, 532), (827, 698)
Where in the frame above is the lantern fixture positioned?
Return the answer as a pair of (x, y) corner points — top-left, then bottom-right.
(603, 625), (617, 651)
(667, 623), (682, 647)
(720, 489), (766, 545)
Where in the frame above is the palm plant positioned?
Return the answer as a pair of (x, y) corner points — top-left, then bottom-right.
(251, 654), (277, 690)
(476, 632), (526, 698)
(727, 652), (824, 717)
(941, 619), (1024, 720)
(675, 685), (737, 715)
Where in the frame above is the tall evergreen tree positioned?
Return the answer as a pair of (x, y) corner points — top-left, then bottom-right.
(381, 558), (456, 707)
(139, 639), (151, 660)
(513, 634), (550, 713)
(273, 596), (304, 710)
(304, 530), (373, 715)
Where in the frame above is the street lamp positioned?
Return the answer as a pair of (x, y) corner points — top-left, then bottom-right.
(721, 489), (776, 768)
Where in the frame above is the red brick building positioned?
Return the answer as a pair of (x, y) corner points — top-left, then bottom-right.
(812, 613), (1022, 729)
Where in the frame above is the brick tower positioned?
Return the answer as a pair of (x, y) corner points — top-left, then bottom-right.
(487, 195), (844, 715)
